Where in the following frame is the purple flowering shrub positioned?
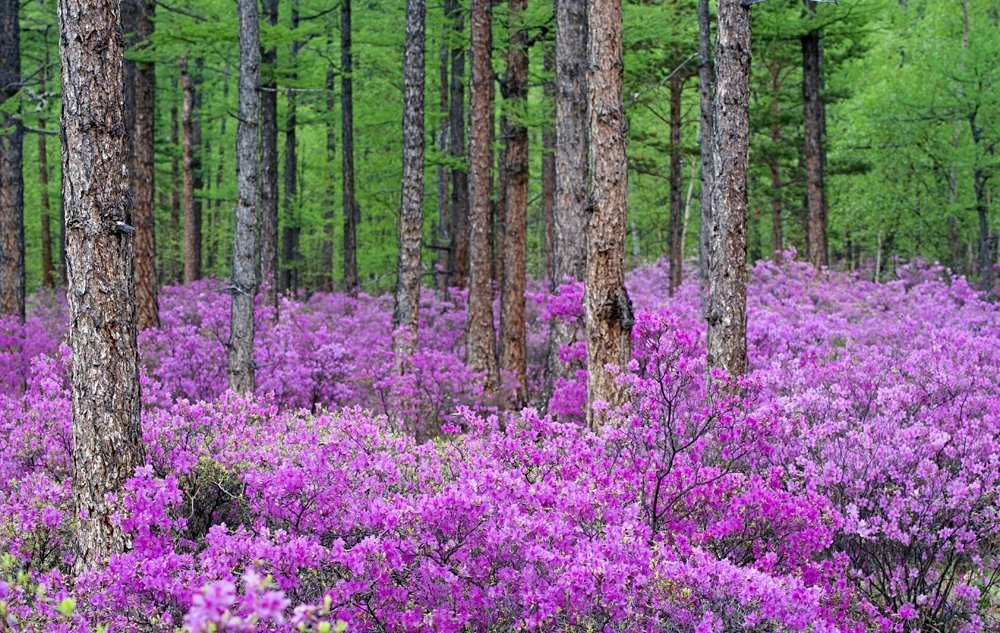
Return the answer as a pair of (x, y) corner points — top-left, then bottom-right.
(0, 258), (997, 632)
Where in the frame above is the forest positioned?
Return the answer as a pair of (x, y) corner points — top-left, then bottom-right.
(0, 0), (998, 631)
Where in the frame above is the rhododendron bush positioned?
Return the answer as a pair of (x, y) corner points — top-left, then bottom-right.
(0, 260), (997, 632)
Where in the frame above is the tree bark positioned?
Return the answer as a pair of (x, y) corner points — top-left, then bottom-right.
(393, 0), (426, 355)
(435, 22), (450, 296)
(706, 0), (751, 378)
(466, 0), (498, 392)
(541, 44), (555, 282)
(320, 48), (335, 292)
(586, 0), (633, 429)
(0, 0), (24, 320)
(180, 57), (201, 284)
(260, 0), (279, 301)
(342, 0), (359, 294)
(697, 0), (714, 316)
(500, 0), (529, 407)
(127, 0), (158, 329)
(229, 0), (260, 393)
(668, 73), (687, 295)
(446, 0), (469, 290)
(168, 76), (181, 283)
(801, 2), (828, 268)
(767, 60), (783, 263)
(281, 0), (300, 296)
(37, 35), (56, 290)
(58, 0), (145, 571)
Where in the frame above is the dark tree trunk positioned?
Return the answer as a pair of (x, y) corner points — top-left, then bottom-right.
(706, 0), (752, 377)
(58, 0), (145, 570)
(210, 62), (231, 276)
(768, 61), (783, 263)
(393, 0), (426, 355)
(229, 0), (260, 393)
(281, 0), (300, 296)
(0, 0), (24, 320)
(169, 76), (181, 283)
(446, 0), (469, 290)
(467, 0), (498, 392)
(970, 117), (993, 293)
(541, 44), (556, 282)
(127, 0), (158, 329)
(37, 35), (55, 289)
(668, 73), (687, 295)
(260, 0), (279, 301)
(180, 57), (201, 284)
(435, 21), (450, 296)
(320, 52), (335, 292)
(801, 2), (828, 268)
(697, 0), (714, 316)
(500, 0), (529, 407)
(586, 0), (633, 429)
(342, 0), (359, 294)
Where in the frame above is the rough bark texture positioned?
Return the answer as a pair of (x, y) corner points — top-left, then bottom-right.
(180, 57), (201, 284)
(586, 0), (633, 429)
(281, 0), (300, 296)
(499, 0), (529, 407)
(260, 0), (279, 302)
(446, 0), (469, 290)
(341, 0), (358, 294)
(129, 0), (158, 329)
(801, 3), (828, 268)
(706, 0), (751, 378)
(541, 45), (555, 282)
(545, 0), (589, 405)
(58, 0), (146, 570)
(0, 0), (24, 320)
(466, 0), (498, 392)
(697, 0), (714, 316)
(229, 0), (260, 393)
(668, 73), (686, 295)
(392, 0), (425, 354)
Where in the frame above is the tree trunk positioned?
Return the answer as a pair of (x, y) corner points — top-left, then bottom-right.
(129, 0), (158, 329)
(37, 36), (55, 290)
(706, 0), (751, 378)
(281, 0), (300, 296)
(260, 0), (279, 301)
(586, 0), (633, 429)
(180, 57), (202, 284)
(0, 0), (24, 320)
(768, 61), (783, 263)
(58, 0), (145, 571)
(466, 0), (498, 392)
(229, 0), (260, 393)
(210, 62), (231, 276)
(445, 0), (469, 290)
(697, 0), (714, 316)
(435, 22), (450, 296)
(668, 73), (686, 295)
(500, 0), (529, 407)
(970, 121), (993, 293)
(169, 76), (181, 283)
(541, 44), (556, 282)
(545, 0), (589, 406)
(801, 2), (828, 268)
(393, 0), (426, 356)
(320, 51), (335, 292)
(342, 0), (359, 294)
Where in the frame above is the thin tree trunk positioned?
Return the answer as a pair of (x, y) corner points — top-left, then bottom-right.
(500, 0), (529, 407)
(0, 0), (24, 320)
(436, 22), (450, 296)
(446, 0), (469, 289)
(37, 35), (55, 290)
(210, 62), (231, 276)
(586, 0), (633, 429)
(229, 0), (260, 393)
(320, 51), (335, 292)
(181, 57), (201, 284)
(342, 0), (359, 294)
(768, 60), (783, 263)
(169, 76), (181, 283)
(541, 44), (556, 282)
(668, 73), (686, 295)
(467, 0), (498, 392)
(697, 0), (714, 316)
(130, 0), (158, 328)
(58, 0), (145, 571)
(706, 0), (752, 377)
(393, 0), (426, 359)
(801, 1), (827, 268)
(260, 0), (279, 301)
(281, 0), (300, 296)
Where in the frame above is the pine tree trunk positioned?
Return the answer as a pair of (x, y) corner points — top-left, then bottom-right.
(58, 0), (145, 571)
(38, 37), (55, 289)
(342, 0), (359, 294)
(169, 77), (182, 283)
(393, 0), (426, 357)
(229, 0), (260, 393)
(467, 0), (498, 392)
(181, 57), (201, 284)
(541, 45), (556, 282)
(706, 0), (751, 377)
(0, 0), (24, 320)
(436, 26), (450, 296)
(767, 61), (783, 263)
(445, 0), (469, 290)
(320, 53), (335, 292)
(801, 3), (828, 268)
(668, 73), (686, 295)
(281, 0), (300, 296)
(499, 0), (529, 407)
(260, 0), (279, 301)
(697, 0), (714, 316)
(130, 0), (158, 328)
(586, 0), (633, 429)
